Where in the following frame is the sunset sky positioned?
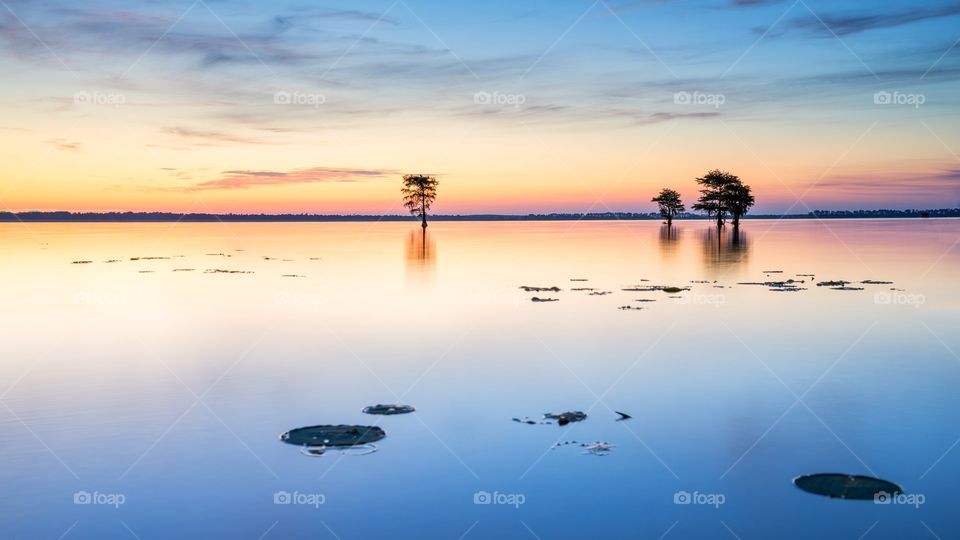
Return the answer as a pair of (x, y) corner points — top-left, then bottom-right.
(1, 0), (958, 214)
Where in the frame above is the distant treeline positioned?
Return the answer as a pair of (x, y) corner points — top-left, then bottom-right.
(0, 209), (958, 222)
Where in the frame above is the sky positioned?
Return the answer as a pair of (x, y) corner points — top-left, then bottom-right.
(0, 0), (958, 214)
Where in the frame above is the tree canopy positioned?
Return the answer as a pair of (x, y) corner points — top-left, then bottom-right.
(401, 174), (439, 227)
(691, 169), (754, 227)
(651, 188), (685, 225)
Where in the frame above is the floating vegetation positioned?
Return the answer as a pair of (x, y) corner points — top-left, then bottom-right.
(619, 305), (643, 310)
(206, 253), (230, 257)
(763, 270), (784, 273)
(299, 444), (377, 457)
(740, 280), (802, 287)
(622, 287), (659, 292)
(138, 270), (154, 274)
(309, 257), (321, 260)
(520, 286), (561, 292)
(817, 280), (850, 287)
(570, 278), (589, 282)
(571, 287), (597, 291)
(690, 280), (711, 284)
(661, 287), (688, 294)
(512, 417), (548, 425)
(797, 274), (816, 277)
(263, 256), (277, 260)
(831, 286), (865, 291)
(362, 404), (415, 415)
(553, 440), (616, 456)
(544, 411), (587, 426)
(588, 291), (612, 296)
(770, 287), (806, 292)
(172, 268), (195, 272)
(131, 256), (170, 260)
(281, 274), (306, 278)
(204, 269), (254, 274)
(280, 424), (386, 447)
(861, 280), (893, 285)
(531, 297), (559, 302)
(793, 474), (902, 500)
(71, 260), (93, 264)
(104, 259), (121, 263)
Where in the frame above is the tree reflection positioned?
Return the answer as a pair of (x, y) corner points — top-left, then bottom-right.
(658, 224), (681, 260)
(405, 228), (436, 283)
(701, 226), (749, 272)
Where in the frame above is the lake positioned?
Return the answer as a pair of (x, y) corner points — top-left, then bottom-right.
(0, 219), (958, 539)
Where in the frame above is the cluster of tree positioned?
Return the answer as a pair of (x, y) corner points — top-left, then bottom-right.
(652, 169), (755, 227)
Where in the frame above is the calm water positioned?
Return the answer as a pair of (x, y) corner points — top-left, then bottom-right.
(1, 219), (958, 539)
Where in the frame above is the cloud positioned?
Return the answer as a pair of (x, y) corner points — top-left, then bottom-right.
(189, 167), (395, 190)
(162, 126), (267, 145)
(785, 3), (960, 36)
(47, 138), (81, 151)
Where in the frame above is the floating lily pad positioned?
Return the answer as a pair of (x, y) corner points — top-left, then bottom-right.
(793, 473), (902, 500)
(362, 404), (415, 415)
(545, 411), (587, 425)
(280, 425), (385, 447)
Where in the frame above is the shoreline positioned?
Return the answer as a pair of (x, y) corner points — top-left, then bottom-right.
(2, 211), (958, 223)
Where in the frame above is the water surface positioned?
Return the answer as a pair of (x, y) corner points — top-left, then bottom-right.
(1, 219), (958, 539)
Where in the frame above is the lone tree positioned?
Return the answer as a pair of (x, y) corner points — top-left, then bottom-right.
(401, 174), (439, 228)
(651, 188), (685, 226)
(692, 169), (741, 228)
(726, 182), (755, 228)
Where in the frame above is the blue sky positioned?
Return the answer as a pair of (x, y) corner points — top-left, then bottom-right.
(1, 0), (958, 212)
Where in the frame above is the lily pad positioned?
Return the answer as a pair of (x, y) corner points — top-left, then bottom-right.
(545, 411), (587, 425)
(793, 473), (902, 500)
(362, 404), (415, 415)
(280, 425), (385, 447)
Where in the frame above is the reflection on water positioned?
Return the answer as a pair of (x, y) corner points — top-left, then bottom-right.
(701, 226), (749, 273)
(405, 228), (436, 283)
(658, 224), (681, 260)
(0, 220), (959, 539)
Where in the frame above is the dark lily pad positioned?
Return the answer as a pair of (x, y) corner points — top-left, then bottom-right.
(793, 473), (902, 500)
(362, 404), (415, 415)
(545, 411), (587, 425)
(280, 425), (385, 447)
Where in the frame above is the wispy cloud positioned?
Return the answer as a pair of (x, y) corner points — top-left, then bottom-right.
(162, 126), (267, 145)
(785, 3), (960, 36)
(188, 167), (395, 190)
(47, 138), (81, 151)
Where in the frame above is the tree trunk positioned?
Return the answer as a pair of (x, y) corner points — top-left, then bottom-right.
(666, 214), (672, 226)
(421, 197), (427, 228)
